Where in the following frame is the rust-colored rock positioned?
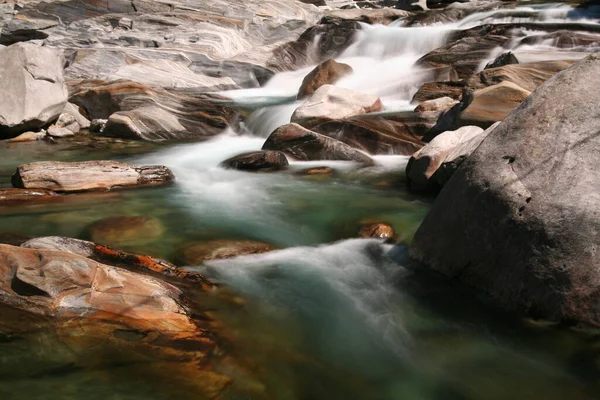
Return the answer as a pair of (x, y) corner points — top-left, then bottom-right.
(0, 188), (58, 205)
(12, 160), (174, 192)
(179, 240), (275, 265)
(359, 223), (397, 240)
(220, 151), (289, 172)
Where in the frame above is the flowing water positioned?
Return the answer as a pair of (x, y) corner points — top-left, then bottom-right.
(2, 3), (600, 399)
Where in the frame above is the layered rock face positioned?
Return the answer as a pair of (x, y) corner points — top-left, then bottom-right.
(0, 43), (68, 137)
(410, 54), (600, 326)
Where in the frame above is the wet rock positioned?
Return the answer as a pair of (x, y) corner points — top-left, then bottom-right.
(325, 8), (411, 25)
(414, 97), (458, 113)
(86, 216), (164, 247)
(12, 161), (175, 192)
(179, 240), (275, 265)
(69, 80), (237, 141)
(292, 85), (383, 128)
(310, 114), (426, 155)
(0, 188), (58, 205)
(47, 126), (76, 138)
(409, 54), (600, 326)
(22, 236), (212, 286)
(412, 81), (466, 102)
(8, 130), (46, 142)
(0, 243), (204, 335)
(359, 223), (396, 240)
(406, 124), (501, 192)
(518, 30), (600, 49)
(485, 51), (519, 69)
(297, 59), (353, 99)
(220, 151), (289, 172)
(0, 42), (68, 138)
(90, 119), (108, 133)
(458, 81), (531, 128)
(263, 123), (374, 164)
(299, 166), (334, 176)
(268, 18), (360, 71)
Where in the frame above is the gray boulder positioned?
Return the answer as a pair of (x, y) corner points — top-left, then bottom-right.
(409, 54), (600, 326)
(0, 42), (68, 138)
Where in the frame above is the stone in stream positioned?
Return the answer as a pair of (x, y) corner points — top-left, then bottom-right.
(69, 80), (238, 142)
(0, 188), (59, 205)
(8, 130), (47, 142)
(291, 85), (383, 129)
(220, 151), (289, 172)
(359, 223), (396, 240)
(11, 161), (175, 192)
(414, 97), (458, 113)
(297, 59), (354, 99)
(62, 102), (91, 129)
(410, 53), (600, 326)
(0, 42), (68, 138)
(412, 81), (466, 102)
(178, 240), (275, 265)
(85, 216), (165, 247)
(405, 124), (501, 193)
(263, 123), (375, 164)
(484, 51), (519, 69)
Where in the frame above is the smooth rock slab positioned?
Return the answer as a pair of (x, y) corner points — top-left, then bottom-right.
(0, 42), (68, 137)
(12, 161), (174, 192)
(220, 151), (289, 172)
(291, 85), (383, 128)
(263, 123), (374, 164)
(297, 59), (353, 99)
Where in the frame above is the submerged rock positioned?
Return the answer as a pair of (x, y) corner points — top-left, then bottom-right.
(0, 42), (68, 138)
(86, 216), (164, 247)
(0, 188), (58, 205)
(220, 151), (289, 172)
(263, 123), (374, 164)
(178, 240), (275, 265)
(12, 161), (175, 192)
(359, 223), (396, 240)
(297, 59), (353, 99)
(8, 130), (47, 142)
(292, 85), (383, 128)
(485, 51), (519, 69)
(410, 54), (600, 326)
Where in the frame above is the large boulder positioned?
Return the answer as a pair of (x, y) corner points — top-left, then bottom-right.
(409, 54), (600, 326)
(291, 85), (383, 128)
(262, 123), (374, 164)
(12, 161), (175, 192)
(297, 59), (353, 99)
(0, 43), (68, 138)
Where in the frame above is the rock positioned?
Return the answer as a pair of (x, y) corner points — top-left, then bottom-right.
(0, 188), (58, 205)
(90, 119), (107, 133)
(412, 81), (465, 102)
(262, 123), (374, 164)
(409, 54), (600, 326)
(220, 151), (289, 172)
(8, 130), (46, 142)
(467, 60), (577, 93)
(485, 52), (519, 69)
(0, 233), (30, 246)
(178, 240), (275, 265)
(359, 223), (396, 240)
(62, 102), (91, 129)
(291, 85), (383, 128)
(69, 80), (237, 141)
(406, 124), (503, 192)
(268, 18), (360, 71)
(518, 30), (600, 49)
(325, 9), (411, 24)
(12, 161), (175, 192)
(299, 166), (334, 176)
(297, 59), (353, 99)
(310, 113), (427, 155)
(414, 97), (458, 113)
(0, 243), (202, 334)
(86, 216), (164, 247)
(47, 126), (76, 138)
(458, 81), (531, 128)
(0, 42), (68, 138)
(22, 236), (212, 286)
